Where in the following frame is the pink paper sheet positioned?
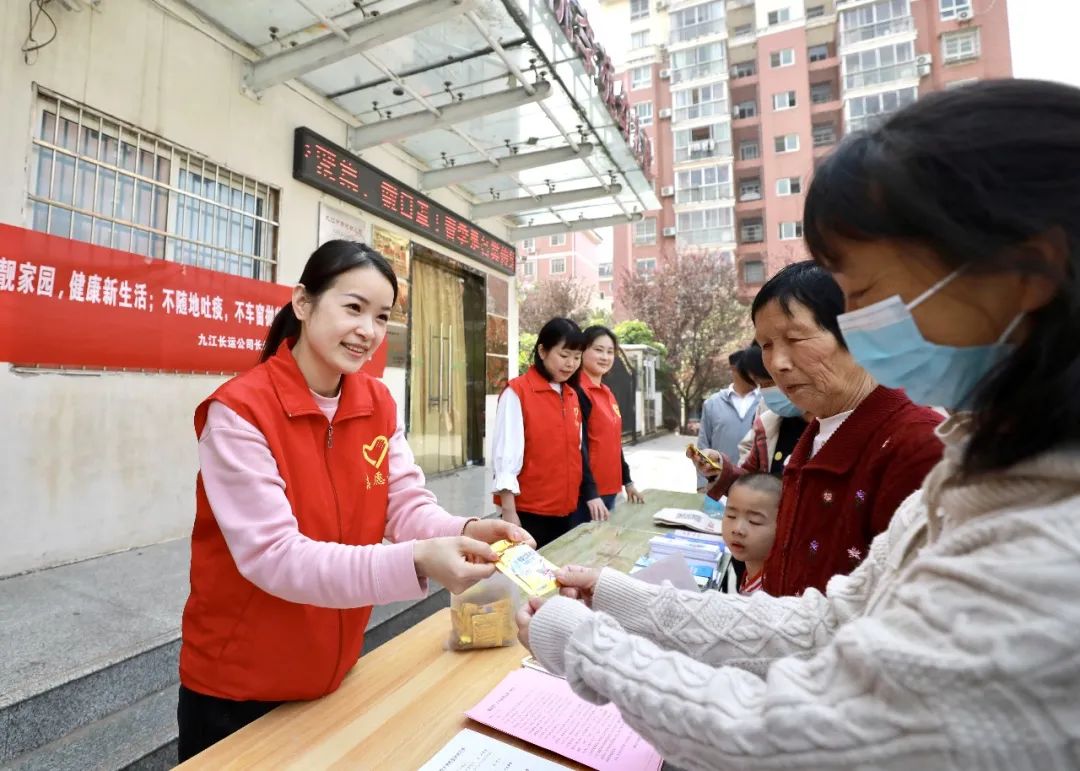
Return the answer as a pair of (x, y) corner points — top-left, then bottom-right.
(465, 668), (663, 771)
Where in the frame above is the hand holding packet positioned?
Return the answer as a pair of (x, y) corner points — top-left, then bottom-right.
(490, 539), (560, 598)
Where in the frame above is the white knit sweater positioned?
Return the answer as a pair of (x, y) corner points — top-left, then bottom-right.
(529, 417), (1080, 770)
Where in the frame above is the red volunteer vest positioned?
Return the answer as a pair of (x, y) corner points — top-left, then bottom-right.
(180, 341), (394, 701)
(583, 380), (624, 497)
(499, 366), (583, 516)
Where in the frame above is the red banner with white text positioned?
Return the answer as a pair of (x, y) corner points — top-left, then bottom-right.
(0, 224), (387, 376)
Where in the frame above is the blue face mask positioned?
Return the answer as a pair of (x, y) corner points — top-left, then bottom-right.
(837, 269), (1024, 411)
(760, 386), (803, 418)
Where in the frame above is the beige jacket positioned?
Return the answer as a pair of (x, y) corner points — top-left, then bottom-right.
(530, 417), (1080, 770)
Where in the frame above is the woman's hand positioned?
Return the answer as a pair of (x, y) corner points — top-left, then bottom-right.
(413, 537), (498, 594)
(625, 484), (645, 504)
(555, 565), (602, 607)
(586, 497), (609, 522)
(515, 596), (546, 652)
(498, 492), (521, 528)
(687, 447), (725, 480)
(464, 518), (537, 550)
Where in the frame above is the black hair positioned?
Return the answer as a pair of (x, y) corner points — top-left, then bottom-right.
(727, 349), (753, 385)
(262, 240), (398, 362)
(729, 472), (782, 504)
(532, 317), (585, 381)
(750, 261), (846, 348)
(741, 343), (771, 383)
(582, 325), (619, 353)
(803, 78), (1080, 475)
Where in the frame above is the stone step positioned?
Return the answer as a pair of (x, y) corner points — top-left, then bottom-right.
(5, 685), (178, 771)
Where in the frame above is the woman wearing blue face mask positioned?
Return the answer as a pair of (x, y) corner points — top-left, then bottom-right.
(735, 343), (809, 476)
(516, 79), (1080, 770)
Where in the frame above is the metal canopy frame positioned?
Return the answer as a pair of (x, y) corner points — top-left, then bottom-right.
(183, 0), (659, 234)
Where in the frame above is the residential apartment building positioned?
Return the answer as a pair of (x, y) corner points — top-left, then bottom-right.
(517, 229), (613, 311)
(595, 0), (1011, 305)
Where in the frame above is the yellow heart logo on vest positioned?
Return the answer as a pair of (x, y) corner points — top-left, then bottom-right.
(363, 435), (389, 469)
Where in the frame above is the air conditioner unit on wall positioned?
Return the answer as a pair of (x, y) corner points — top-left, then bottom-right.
(658, 107), (672, 119)
(656, 0), (668, 9)
(662, 226), (677, 237)
(660, 186), (675, 196)
(659, 69), (672, 80)
(956, 8), (972, 21)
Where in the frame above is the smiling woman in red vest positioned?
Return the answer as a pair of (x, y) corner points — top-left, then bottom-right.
(178, 240), (531, 761)
(570, 325), (646, 526)
(492, 317), (588, 548)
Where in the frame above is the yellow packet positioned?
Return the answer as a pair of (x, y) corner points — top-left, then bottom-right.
(491, 540), (560, 598)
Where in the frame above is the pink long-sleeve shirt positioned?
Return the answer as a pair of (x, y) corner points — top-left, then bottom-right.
(197, 390), (471, 609)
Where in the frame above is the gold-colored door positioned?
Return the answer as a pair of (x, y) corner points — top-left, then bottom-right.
(409, 259), (467, 474)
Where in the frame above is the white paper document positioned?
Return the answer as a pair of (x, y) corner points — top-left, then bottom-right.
(420, 728), (569, 770)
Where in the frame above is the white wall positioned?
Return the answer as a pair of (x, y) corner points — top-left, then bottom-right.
(0, 0), (515, 576)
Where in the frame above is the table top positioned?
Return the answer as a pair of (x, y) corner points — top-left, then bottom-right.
(179, 489), (702, 769)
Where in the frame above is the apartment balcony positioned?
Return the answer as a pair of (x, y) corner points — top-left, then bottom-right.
(731, 108), (760, 129)
(727, 0), (754, 9)
(735, 192), (765, 214)
(734, 154), (760, 171)
(839, 16), (915, 50)
(729, 65), (758, 87)
(811, 96), (843, 117)
(843, 61), (919, 91)
(669, 19), (728, 47)
(671, 61), (729, 86)
(809, 54), (840, 73)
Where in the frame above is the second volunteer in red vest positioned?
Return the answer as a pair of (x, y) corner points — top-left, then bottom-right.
(570, 325), (646, 527)
(492, 317), (591, 548)
(177, 241), (532, 762)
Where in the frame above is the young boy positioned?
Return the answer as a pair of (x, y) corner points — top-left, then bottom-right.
(721, 473), (781, 595)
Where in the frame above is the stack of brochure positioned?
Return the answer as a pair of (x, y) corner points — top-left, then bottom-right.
(632, 530), (728, 589)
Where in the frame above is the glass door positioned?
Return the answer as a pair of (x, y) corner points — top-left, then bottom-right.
(408, 258), (467, 474)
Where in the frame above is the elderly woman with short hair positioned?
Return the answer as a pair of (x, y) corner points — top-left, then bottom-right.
(698, 261), (943, 596)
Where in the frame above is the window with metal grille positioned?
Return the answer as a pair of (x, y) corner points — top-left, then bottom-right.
(731, 60), (757, 79)
(29, 90), (278, 281)
(742, 259), (765, 284)
(807, 5), (826, 19)
(812, 123), (837, 146)
(942, 29), (980, 63)
(740, 219), (764, 243)
(739, 141), (760, 161)
(634, 218), (658, 245)
(939, 0), (972, 20)
(551, 257), (566, 273)
(808, 44), (830, 62)
(810, 82), (835, 104)
(738, 178), (762, 200)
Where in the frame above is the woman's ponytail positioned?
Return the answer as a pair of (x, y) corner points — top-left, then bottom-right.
(261, 302), (301, 362)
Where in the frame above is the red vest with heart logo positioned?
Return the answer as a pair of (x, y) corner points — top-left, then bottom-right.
(180, 341), (394, 701)
(495, 366), (583, 516)
(583, 380), (624, 497)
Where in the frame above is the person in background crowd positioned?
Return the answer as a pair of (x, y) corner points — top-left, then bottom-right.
(690, 262), (943, 596)
(492, 317), (589, 548)
(694, 350), (760, 505)
(518, 79), (1080, 769)
(178, 241), (531, 760)
(570, 326), (645, 527)
(735, 343), (809, 475)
